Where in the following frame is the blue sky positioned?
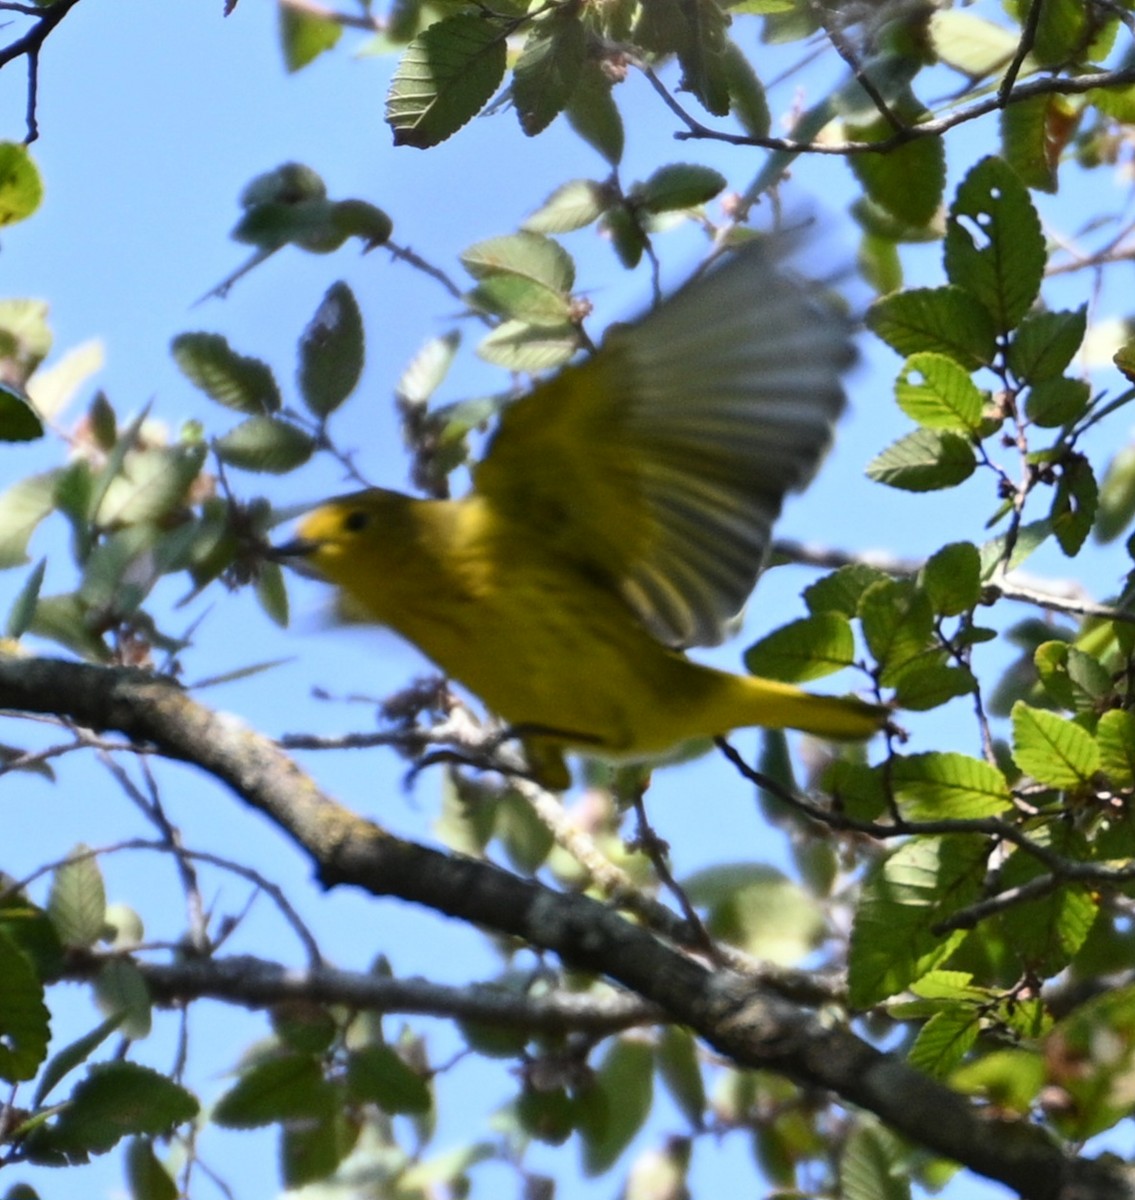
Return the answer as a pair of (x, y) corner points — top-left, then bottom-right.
(4, 3), (1131, 1198)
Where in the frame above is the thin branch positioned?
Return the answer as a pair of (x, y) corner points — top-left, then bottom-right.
(998, 0), (1044, 104)
(0, 0), (83, 141)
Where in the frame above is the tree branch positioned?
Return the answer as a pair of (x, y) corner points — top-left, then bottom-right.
(0, 655), (1129, 1199)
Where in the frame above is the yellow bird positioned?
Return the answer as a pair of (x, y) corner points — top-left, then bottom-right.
(281, 240), (885, 789)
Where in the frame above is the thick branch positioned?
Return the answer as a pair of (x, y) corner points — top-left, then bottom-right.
(1, 656), (1131, 1200)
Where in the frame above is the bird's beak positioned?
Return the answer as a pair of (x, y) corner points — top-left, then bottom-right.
(270, 537), (324, 578)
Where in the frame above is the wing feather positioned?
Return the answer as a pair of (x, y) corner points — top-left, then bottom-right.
(473, 237), (853, 646)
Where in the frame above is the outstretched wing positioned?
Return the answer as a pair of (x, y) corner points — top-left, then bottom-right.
(472, 237), (854, 647)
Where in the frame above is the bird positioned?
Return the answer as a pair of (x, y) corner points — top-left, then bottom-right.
(278, 237), (885, 790)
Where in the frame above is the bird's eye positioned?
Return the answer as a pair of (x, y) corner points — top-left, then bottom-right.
(343, 509), (370, 534)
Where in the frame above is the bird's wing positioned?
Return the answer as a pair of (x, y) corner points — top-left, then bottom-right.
(472, 238), (854, 648)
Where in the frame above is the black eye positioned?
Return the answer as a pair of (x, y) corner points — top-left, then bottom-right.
(343, 509), (370, 534)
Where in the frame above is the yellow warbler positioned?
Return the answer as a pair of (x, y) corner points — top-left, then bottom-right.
(281, 241), (885, 789)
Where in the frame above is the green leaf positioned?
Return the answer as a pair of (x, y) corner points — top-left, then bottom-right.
(859, 579), (935, 685)
(171, 333), (281, 414)
(0, 143), (43, 226)
(1025, 377), (1090, 428)
(928, 9), (1018, 78)
(920, 541), (982, 615)
(0, 473), (57, 569)
(847, 119), (946, 228)
(386, 14), (508, 149)
(0, 383), (44, 442)
(803, 563), (891, 617)
(951, 1048), (1046, 1113)
(602, 205), (648, 268)
(867, 286), (996, 369)
(894, 352), (983, 432)
(684, 863), (825, 963)
(637, 164), (727, 214)
(1008, 308), (1087, 384)
(1051, 454), (1097, 556)
(564, 61), (624, 165)
(839, 1121), (910, 1200)
(1000, 94), (1077, 194)
(1034, 641), (1111, 713)
(1011, 701), (1100, 787)
(44, 1063), (198, 1155)
(849, 836), (984, 1007)
(656, 1028), (705, 1128)
(1010, 0), (1090, 66)
(866, 428), (976, 492)
(475, 321), (579, 371)
(907, 1009), (979, 1080)
(743, 613), (856, 682)
(298, 281), (364, 418)
(213, 1055), (335, 1128)
(1096, 445), (1135, 543)
(47, 846), (106, 949)
(577, 1038), (654, 1175)
(721, 39), (770, 137)
(94, 958), (151, 1041)
(0, 298), (52, 388)
(0, 928), (50, 1083)
(1097, 708), (1135, 788)
(461, 232), (575, 291)
(279, 4), (341, 72)
(6, 558), (45, 637)
(215, 416), (315, 474)
(125, 1137), (178, 1200)
(516, 1086), (575, 1145)
(396, 331), (461, 409)
(891, 752), (1012, 818)
(944, 157), (1045, 333)
(523, 179), (611, 233)
(345, 1044), (432, 1114)
(255, 560), (289, 628)
(467, 275), (573, 327)
(95, 443), (207, 528)
(281, 1111), (356, 1188)
(892, 664), (976, 711)
(512, 10), (586, 136)
(32, 1014), (124, 1108)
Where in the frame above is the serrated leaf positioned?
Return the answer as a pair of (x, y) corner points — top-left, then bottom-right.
(803, 563), (891, 617)
(32, 1014), (125, 1108)
(279, 5), (341, 72)
(346, 1044), (432, 1113)
(1097, 709), (1135, 788)
(892, 752), (1012, 818)
(171, 333), (281, 414)
(839, 1121), (910, 1200)
(743, 613), (856, 682)
(908, 1009), (979, 1079)
(0, 142), (43, 226)
(892, 663), (976, 711)
(638, 164), (727, 214)
(894, 352), (983, 432)
(565, 61), (624, 165)
(512, 11), (586, 137)
(866, 428), (976, 492)
(47, 846), (106, 949)
(467, 275), (573, 327)
(849, 836), (984, 1007)
(475, 321), (579, 370)
(1034, 641), (1111, 713)
(1011, 701), (1100, 787)
(920, 541), (982, 615)
(1051, 455), (1097, 556)
(944, 157), (1045, 333)
(1025, 377), (1089, 428)
(461, 232), (575, 291)
(848, 120), (945, 228)
(95, 443), (207, 528)
(859, 578), (935, 684)
(0, 927), (50, 1083)
(46, 1062), (198, 1154)
(523, 179), (611, 233)
(215, 416), (315, 474)
(298, 281), (364, 418)
(867, 286), (996, 369)
(1001, 94), (1078, 194)
(1008, 308), (1087, 384)
(213, 1055), (335, 1128)
(929, 10), (1018, 77)
(577, 1038), (654, 1175)
(386, 14), (507, 149)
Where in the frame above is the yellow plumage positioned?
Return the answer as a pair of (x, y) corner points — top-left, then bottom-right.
(284, 241), (885, 788)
